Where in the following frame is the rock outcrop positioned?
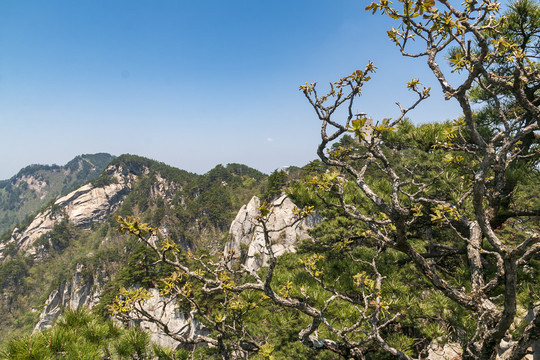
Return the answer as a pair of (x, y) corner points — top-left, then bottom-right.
(34, 271), (205, 350)
(55, 173), (134, 227)
(128, 288), (207, 350)
(421, 343), (462, 360)
(33, 262), (103, 333)
(0, 208), (62, 260)
(0, 153), (115, 236)
(0, 165), (137, 261)
(224, 194), (321, 271)
(15, 175), (48, 198)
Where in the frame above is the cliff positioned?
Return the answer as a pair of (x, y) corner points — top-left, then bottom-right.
(0, 153), (115, 236)
(225, 194), (321, 271)
(33, 262), (104, 333)
(0, 162), (137, 261)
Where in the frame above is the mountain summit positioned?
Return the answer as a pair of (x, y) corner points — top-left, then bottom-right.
(0, 153), (115, 236)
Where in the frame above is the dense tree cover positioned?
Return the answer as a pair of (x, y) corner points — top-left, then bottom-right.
(0, 257), (32, 290)
(113, 1), (539, 359)
(172, 163), (266, 246)
(102, 155), (265, 238)
(0, 308), (186, 360)
(64, 153), (115, 174)
(263, 170), (289, 201)
(299, 0), (539, 358)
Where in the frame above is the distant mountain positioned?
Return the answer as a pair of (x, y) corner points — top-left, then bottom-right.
(0, 153), (115, 236)
(0, 154), (270, 344)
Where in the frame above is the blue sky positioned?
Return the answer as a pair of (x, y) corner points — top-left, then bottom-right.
(0, 0), (464, 180)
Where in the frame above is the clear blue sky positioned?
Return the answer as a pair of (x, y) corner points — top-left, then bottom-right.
(0, 0), (464, 180)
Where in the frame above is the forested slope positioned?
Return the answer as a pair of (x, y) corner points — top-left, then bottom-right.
(0, 154), (268, 346)
(0, 153), (115, 236)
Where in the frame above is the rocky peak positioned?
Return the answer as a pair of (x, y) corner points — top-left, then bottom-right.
(126, 288), (207, 350)
(0, 164), (138, 261)
(224, 194), (321, 271)
(0, 153), (115, 236)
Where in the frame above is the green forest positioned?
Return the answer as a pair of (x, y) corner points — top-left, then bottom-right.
(0, 0), (539, 359)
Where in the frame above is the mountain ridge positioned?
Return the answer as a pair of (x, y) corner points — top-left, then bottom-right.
(0, 153), (116, 236)
(0, 153), (274, 345)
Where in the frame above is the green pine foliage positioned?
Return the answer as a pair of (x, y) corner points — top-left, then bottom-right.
(282, 120), (539, 357)
(0, 308), (187, 359)
(262, 170), (289, 201)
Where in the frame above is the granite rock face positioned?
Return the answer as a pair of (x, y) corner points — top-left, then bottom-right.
(421, 343), (462, 360)
(33, 262), (103, 333)
(56, 183), (128, 227)
(52, 165), (137, 228)
(0, 165), (137, 261)
(1, 209), (62, 259)
(224, 194), (321, 271)
(127, 288), (207, 350)
(35, 276), (205, 351)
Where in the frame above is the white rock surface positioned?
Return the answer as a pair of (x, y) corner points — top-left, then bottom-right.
(55, 169), (136, 226)
(128, 288), (207, 350)
(11, 208), (64, 256)
(2, 166), (137, 259)
(224, 194), (321, 271)
(422, 342), (462, 360)
(33, 263), (103, 333)
(422, 340), (535, 360)
(35, 277), (205, 350)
